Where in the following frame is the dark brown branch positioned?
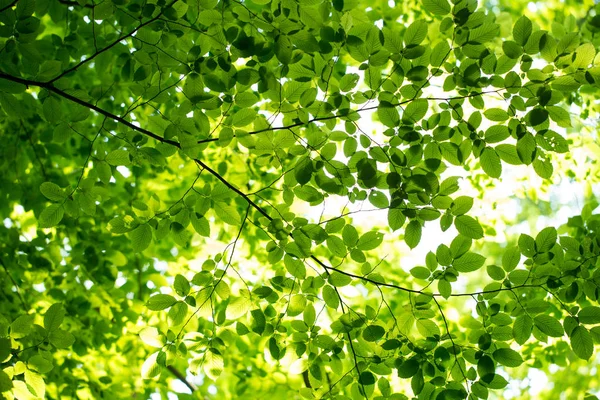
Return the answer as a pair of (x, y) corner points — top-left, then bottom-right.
(0, 73), (180, 147)
(167, 365), (196, 392)
(0, 0), (18, 13)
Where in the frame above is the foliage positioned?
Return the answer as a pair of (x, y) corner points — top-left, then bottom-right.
(0, 0), (600, 399)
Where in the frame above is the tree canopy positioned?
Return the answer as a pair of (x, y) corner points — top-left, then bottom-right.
(1, 0), (600, 398)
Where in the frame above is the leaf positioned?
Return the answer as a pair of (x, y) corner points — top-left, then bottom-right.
(232, 108), (257, 127)
(513, 16), (532, 46)
(38, 204), (65, 228)
(328, 271), (351, 287)
(363, 325), (385, 341)
(378, 103), (399, 127)
(405, 220), (422, 249)
(518, 234), (536, 257)
(534, 315), (564, 337)
(141, 352), (162, 379)
(214, 202), (241, 225)
(174, 274), (190, 297)
(11, 314), (34, 338)
(139, 327), (164, 348)
(547, 106), (571, 128)
(579, 306), (600, 325)
(129, 224), (152, 252)
(422, 0), (450, 15)
(40, 182), (65, 202)
(168, 301), (188, 325)
(485, 125), (510, 143)
(454, 215), (483, 239)
(105, 149), (131, 166)
(493, 348), (523, 367)
(513, 315), (533, 345)
(480, 148), (501, 178)
(403, 99), (428, 123)
(450, 196), (473, 216)
(147, 294), (177, 311)
(535, 227), (557, 253)
(357, 231), (384, 251)
(44, 303), (65, 332)
(483, 108), (509, 122)
(502, 246), (520, 271)
(190, 213), (210, 237)
(204, 349), (224, 380)
(453, 252), (486, 273)
(0, 370), (11, 392)
(323, 285), (340, 309)
(49, 329), (75, 349)
(495, 144), (522, 165)
(404, 20), (428, 46)
(326, 235), (347, 257)
(570, 326), (593, 360)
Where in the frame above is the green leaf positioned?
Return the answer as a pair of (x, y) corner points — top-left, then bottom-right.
(535, 227), (557, 253)
(485, 125), (510, 143)
(518, 234), (536, 257)
(493, 348), (523, 367)
(44, 303), (65, 332)
(483, 108), (509, 122)
(106, 149), (131, 166)
(0, 370), (12, 392)
(570, 326), (593, 360)
(453, 252), (485, 273)
(513, 16), (532, 46)
(40, 182), (65, 202)
(388, 208), (406, 231)
(357, 231), (384, 251)
(403, 99), (428, 123)
(480, 147), (502, 178)
(232, 108), (257, 127)
(191, 213), (210, 237)
(214, 202), (241, 225)
(495, 144), (522, 165)
(147, 294), (177, 311)
(326, 235), (347, 257)
(438, 279), (452, 299)
(422, 0), (450, 15)
(450, 196), (473, 216)
(168, 301), (188, 325)
(404, 20), (428, 46)
(378, 103), (399, 127)
(534, 315), (564, 337)
(10, 314), (34, 338)
(547, 106), (571, 128)
(129, 224), (152, 252)
(363, 325), (385, 341)
(139, 327), (164, 348)
(174, 274), (190, 297)
(502, 246), (520, 271)
(328, 271), (352, 287)
(454, 215), (483, 239)
(405, 220), (422, 249)
(323, 285), (340, 309)
(513, 315), (533, 345)
(38, 204), (65, 228)
(49, 329), (75, 349)
(578, 307), (600, 325)
(141, 352), (162, 379)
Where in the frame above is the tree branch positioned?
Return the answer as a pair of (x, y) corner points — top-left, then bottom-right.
(0, 0), (18, 13)
(167, 365), (196, 392)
